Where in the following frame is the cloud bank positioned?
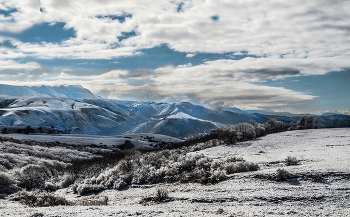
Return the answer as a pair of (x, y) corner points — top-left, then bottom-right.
(0, 0), (349, 111)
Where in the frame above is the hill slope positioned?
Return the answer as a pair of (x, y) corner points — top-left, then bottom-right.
(1, 129), (349, 216)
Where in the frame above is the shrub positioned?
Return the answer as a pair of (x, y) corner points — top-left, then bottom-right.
(276, 168), (292, 181)
(15, 165), (52, 190)
(197, 169), (226, 185)
(0, 172), (20, 194)
(118, 159), (134, 173)
(285, 156), (298, 166)
(216, 208), (225, 214)
(19, 191), (69, 207)
(76, 184), (104, 195)
(297, 115), (319, 129)
(210, 169), (227, 182)
(224, 162), (259, 174)
(59, 174), (76, 188)
(43, 182), (57, 192)
(0, 158), (13, 170)
(0, 165), (7, 172)
(154, 187), (169, 203)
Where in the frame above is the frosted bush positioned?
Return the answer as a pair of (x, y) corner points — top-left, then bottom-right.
(15, 164), (52, 190)
(76, 183), (104, 195)
(225, 156), (244, 163)
(60, 174), (76, 188)
(0, 165), (7, 172)
(211, 169), (227, 182)
(276, 168), (292, 181)
(196, 157), (212, 170)
(0, 157), (13, 170)
(113, 181), (127, 190)
(117, 159), (134, 173)
(18, 191), (69, 207)
(224, 162), (259, 174)
(0, 172), (20, 194)
(285, 156), (298, 166)
(43, 182), (57, 192)
(210, 160), (223, 171)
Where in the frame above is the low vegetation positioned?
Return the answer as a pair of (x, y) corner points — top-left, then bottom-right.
(276, 168), (293, 181)
(140, 187), (169, 204)
(17, 191), (69, 207)
(0, 115), (318, 200)
(285, 156), (299, 166)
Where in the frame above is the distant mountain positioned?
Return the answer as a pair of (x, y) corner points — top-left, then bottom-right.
(0, 85), (349, 139)
(0, 84), (100, 99)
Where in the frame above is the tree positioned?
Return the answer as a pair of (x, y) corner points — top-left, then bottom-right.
(24, 125), (34, 134)
(1, 128), (8, 134)
(297, 115), (319, 129)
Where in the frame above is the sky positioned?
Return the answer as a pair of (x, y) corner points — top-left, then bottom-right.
(0, 0), (349, 114)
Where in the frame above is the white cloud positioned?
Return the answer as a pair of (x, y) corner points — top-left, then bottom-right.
(0, 0), (349, 111)
(0, 62), (317, 110)
(1, 0), (349, 69)
(186, 53), (196, 58)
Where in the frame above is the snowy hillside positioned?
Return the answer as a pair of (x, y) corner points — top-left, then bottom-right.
(0, 97), (274, 138)
(1, 129), (349, 216)
(0, 84), (100, 99)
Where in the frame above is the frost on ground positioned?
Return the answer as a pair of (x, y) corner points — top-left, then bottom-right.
(1, 129), (350, 216)
(5, 133), (182, 150)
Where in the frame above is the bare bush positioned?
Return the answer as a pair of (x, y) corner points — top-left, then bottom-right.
(276, 168), (292, 181)
(19, 191), (69, 207)
(0, 172), (20, 194)
(118, 159), (134, 173)
(285, 156), (298, 166)
(76, 183), (104, 195)
(59, 174), (76, 188)
(154, 187), (169, 202)
(43, 182), (57, 192)
(15, 164), (52, 190)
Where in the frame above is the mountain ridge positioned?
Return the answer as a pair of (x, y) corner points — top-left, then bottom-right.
(0, 84), (100, 99)
(0, 85), (349, 139)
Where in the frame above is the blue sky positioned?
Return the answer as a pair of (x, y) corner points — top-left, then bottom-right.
(0, 0), (349, 114)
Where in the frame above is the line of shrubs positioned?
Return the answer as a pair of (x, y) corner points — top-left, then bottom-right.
(168, 115), (319, 150)
(71, 151), (259, 195)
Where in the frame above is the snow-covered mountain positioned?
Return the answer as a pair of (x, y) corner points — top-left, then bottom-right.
(0, 85), (349, 139)
(0, 96), (269, 138)
(0, 84), (100, 99)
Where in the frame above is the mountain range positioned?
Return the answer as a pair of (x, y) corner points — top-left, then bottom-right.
(0, 84), (349, 139)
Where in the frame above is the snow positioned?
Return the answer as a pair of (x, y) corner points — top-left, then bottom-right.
(3, 133), (182, 149)
(1, 94), (350, 138)
(1, 129), (349, 216)
(0, 84), (100, 99)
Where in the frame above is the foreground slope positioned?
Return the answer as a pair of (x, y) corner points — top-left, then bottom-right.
(1, 128), (349, 216)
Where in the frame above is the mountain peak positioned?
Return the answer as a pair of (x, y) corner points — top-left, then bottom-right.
(0, 84), (101, 99)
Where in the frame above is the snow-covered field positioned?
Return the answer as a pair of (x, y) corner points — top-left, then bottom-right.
(4, 133), (182, 150)
(1, 129), (350, 216)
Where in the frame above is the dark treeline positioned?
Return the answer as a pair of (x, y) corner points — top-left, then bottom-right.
(165, 115), (319, 150)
